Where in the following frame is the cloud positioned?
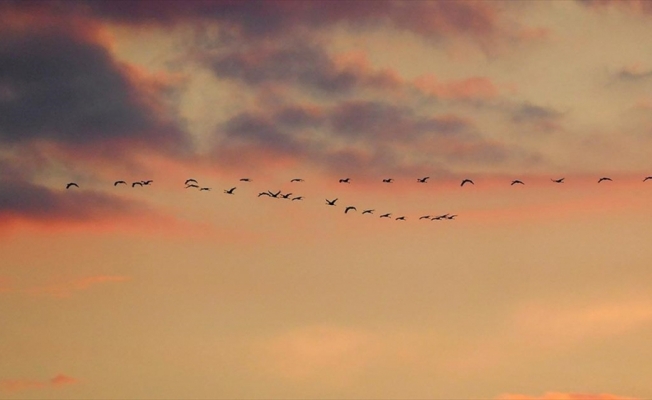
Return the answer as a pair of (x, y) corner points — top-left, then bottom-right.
(497, 392), (637, 400)
(0, 373), (77, 392)
(510, 103), (565, 133)
(578, 0), (652, 15)
(0, 23), (189, 155)
(413, 74), (499, 101)
(615, 65), (652, 81)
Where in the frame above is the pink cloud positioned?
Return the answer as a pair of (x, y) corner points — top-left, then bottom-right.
(497, 392), (637, 400)
(413, 74), (499, 101)
(0, 373), (77, 392)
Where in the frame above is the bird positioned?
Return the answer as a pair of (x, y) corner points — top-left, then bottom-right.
(339, 178), (350, 183)
(186, 184), (199, 189)
(461, 179), (474, 186)
(114, 180), (127, 186)
(290, 178), (304, 182)
(66, 182), (79, 189)
(345, 206), (357, 214)
(200, 187), (211, 191)
(268, 190), (281, 198)
(258, 192), (271, 197)
(142, 180), (153, 185)
(382, 178), (393, 183)
(447, 215), (457, 220)
(417, 177), (429, 183)
(511, 180), (524, 185)
(362, 209), (374, 214)
(419, 215), (431, 220)
(598, 177), (612, 183)
(396, 216), (406, 221)
(240, 178), (251, 182)
(185, 179), (198, 185)
(645, 176), (652, 182)
(132, 182), (143, 187)
(280, 193), (292, 199)
(326, 198), (338, 206)
(292, 196), (303, 201)
(431, 216), (443, 220)
(551, 178), (564, 183)
(224, 187), (236, 194)
(380, 213), (391, 218)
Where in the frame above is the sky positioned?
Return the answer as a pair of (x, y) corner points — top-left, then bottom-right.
(1, 0), (652, 398)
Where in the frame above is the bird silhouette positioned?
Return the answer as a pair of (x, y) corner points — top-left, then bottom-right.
(447, 215), (457, 220)
(268, 190), (281, 198)
(185, 179), (198, 185)
(142, 180), (153, 185)
(114, 180), (126, 186)
(290, 178), (304, 182)
(200, 187), (211, 191)
(224, 187), (236, 194)
(417, 177), (429, 183)
(339, 178), (350, 183)
(380, 213), (391, 218)
(132, 182), (143, 187)
(326, 198), (338, 206)
(461, 179), (474, 186)
(419, 215), (431, 220)
(292, 196), (303, 201)
(280, 193), (292, 199)
(186, 184), (199, 189)
(511, 180), (524, 185)
(431, 216), (443, 220)
(345, 206), (357, 214)
(551, 178), (565, 183)
(258, 192), (271, 197)
(66, 182), (79, 189)
(240, 178), (251, 182)
(362, 209), (374, 214)
(644, 176), (652, 182)
(598, 177), (612, 183)
(382, 178), (393, 183)
(396, 216), (406, 221)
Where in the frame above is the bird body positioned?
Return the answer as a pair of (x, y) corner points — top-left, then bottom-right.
(185, 179), (198, 185)
(326, 198), (338, 206)
(339, 178), (350, 183)
(281, 193), (292, 199)
(382, 178), (393, 183)
(551, 178), (565, 183)
(142, 180), (153, 185)
(292, 196), (303, 201)
(380, 213), (391, 218)
(598, 177), (612, 183)
(186, 184), (199, 189)
(240, 178), (251, 182)
(66, 182), (79, 189)
(345, 206), (357, 214)
(200, 187), (211, 191)
(419, 215), (431, 220)
(362, 209), (374, 214)
(268, 190), (281, 198)
(396, 216), (406, 221)
(511, 180), (524, 185)
(644, 176), (652, 182)
(224, 187), (236, 194)
(417, 177), (429, 183)
(290, 178), (304, 182)
(114, 180), (126, 186)
(132, 182), (143, 187)
(461, 179), (474, 186)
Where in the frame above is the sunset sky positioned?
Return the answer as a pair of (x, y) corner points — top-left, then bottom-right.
(2, 1), (652, 399)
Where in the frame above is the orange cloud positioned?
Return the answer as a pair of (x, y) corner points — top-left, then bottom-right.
(497, 392), (637, 400)
(0, 373), (77, 392)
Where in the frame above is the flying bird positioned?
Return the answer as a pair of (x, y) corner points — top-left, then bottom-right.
(598, 177), (612, 183)
(200, 187), (211, 191)
(290, 178), (304, 182)
(551, 178), (565, 183)
(292, 196), (303, 201)
(258, 192), (271, 197)
(417, 177), (429, 183)
(268, 190), (281, 198)
(339, 178), (350, 183)
(382, 178), (393, 183)
(66, 182), (78, 189)
(431, 216), (443, 220)
(419, 215), (431, 220)
(224, 187), (236, 194)
(461, 179), (474, 186)
(240, 178), (251, 182)
(326, 198), (338, 206)
(396, 216), (406, 221)
(447, 215), (457, 220)
(345, 206), (357, 214)
(186, 184), (199, 189)
(185, 179), (198, 185)
(380, 213), (391, 218)
(644, 176), (652, 182)
(362, 209), (374, 214)
(114, 180), (126, 186)
(511, 180), (524, 185)
(132, 182), (143, 187)
(142, 180), (153, 185)
(280, 193), (293, 199)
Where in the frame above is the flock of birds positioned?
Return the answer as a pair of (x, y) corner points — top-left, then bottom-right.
(64, 175), (652, 222)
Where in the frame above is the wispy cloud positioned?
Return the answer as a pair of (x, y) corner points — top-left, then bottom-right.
(0, 374), (77, 392)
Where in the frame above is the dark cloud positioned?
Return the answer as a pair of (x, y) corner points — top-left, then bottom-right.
(0, 26), (188, 153)
(0, 179), (139, 223)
